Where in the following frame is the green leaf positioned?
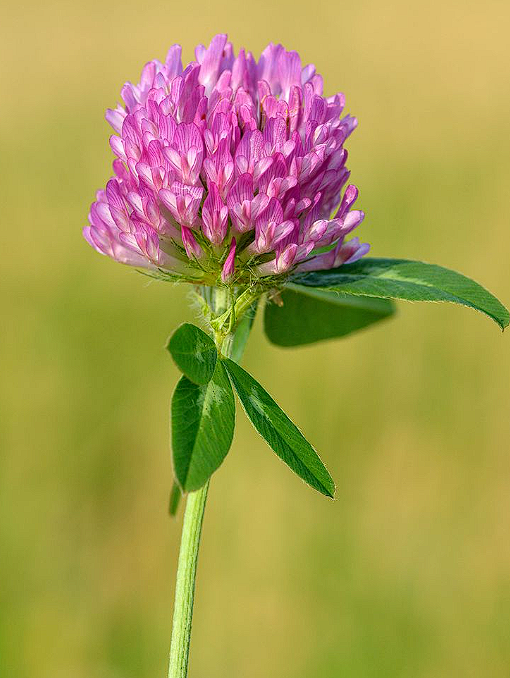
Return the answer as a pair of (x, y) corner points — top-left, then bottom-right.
(171, 361), (235, 492)
(292, 258), (509, 330)
(167, 323), (218, 384)
(223, 359), (335, 498)
(264, 284), (395, 346)
(168, 481), (182, 517)
(230, 301), (259, 363)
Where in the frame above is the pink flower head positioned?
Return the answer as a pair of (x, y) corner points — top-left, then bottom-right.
(85, 34), (369, 283)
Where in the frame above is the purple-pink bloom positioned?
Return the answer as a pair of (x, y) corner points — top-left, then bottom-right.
(85, 34), (369, 283)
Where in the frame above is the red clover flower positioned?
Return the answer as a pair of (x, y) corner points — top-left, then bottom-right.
(84, 34), (368, 285)
(83, 33), (508, 678)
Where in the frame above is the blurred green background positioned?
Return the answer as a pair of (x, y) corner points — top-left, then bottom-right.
(1, 1), (509, 676)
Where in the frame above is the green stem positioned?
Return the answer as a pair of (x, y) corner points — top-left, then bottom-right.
(167, 481), (209, 678)
(167, 288), (257, 678)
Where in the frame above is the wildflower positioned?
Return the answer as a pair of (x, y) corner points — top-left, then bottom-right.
(84, 34), (368, 285)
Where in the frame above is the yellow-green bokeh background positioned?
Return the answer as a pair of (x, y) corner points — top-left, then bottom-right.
(1, 1), (509, 676)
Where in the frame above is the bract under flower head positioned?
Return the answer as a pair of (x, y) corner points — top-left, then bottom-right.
(84, 34), (369, 285)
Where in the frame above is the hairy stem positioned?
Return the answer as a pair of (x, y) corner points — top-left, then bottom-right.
(167, 482), (209, 678)
(167, 288), (256, 678)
